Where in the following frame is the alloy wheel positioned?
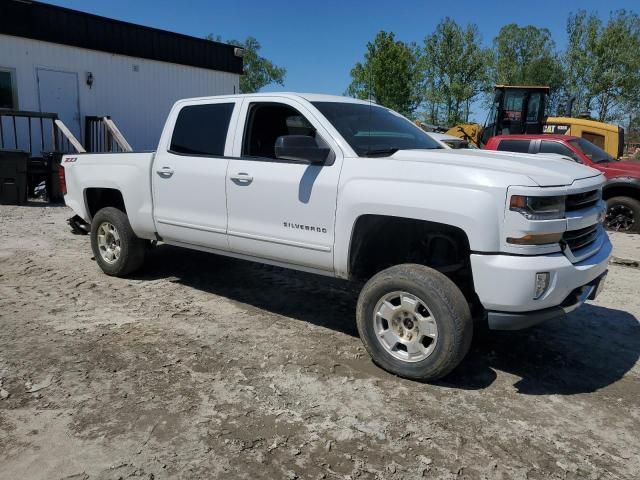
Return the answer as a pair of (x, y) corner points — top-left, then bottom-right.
(373, 291), (438, 363)
(96, 222), (121, 264)
(606, 204), (635, 232)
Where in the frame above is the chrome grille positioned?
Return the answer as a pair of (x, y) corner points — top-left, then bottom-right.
(566, 190), (600, 211)
(563, 224), (599, 252)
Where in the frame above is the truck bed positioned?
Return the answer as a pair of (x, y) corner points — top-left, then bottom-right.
(62, 151), (157, 239)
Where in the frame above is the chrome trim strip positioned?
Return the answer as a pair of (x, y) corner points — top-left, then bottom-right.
(565, 189), (600, 211)
(562, 227), (605, 263)
(156, 218), (226, 235)
(562, 283), (596, 314)
(228, 230), (332, 252)
(156, 219), (332, 252)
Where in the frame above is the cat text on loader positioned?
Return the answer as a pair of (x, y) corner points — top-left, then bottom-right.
(445, 85), (625, 159)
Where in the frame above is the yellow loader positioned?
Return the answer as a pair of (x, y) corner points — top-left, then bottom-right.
(444, 85), (624, 159)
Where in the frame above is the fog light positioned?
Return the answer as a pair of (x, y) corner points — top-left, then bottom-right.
(534, 272), (550, 300)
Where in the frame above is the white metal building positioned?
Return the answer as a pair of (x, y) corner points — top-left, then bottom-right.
(0, 0), (242, 150)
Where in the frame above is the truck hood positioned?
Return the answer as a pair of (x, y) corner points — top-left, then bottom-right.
(597, 159), (640, 177)
(389, 149), (602, 187)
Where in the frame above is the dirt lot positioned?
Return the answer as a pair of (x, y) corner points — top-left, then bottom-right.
(0, 205), (639, 480)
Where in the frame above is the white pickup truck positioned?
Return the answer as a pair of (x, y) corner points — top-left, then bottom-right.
(61, 93), (611, 381)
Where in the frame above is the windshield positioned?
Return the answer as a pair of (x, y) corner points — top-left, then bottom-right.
(569, 138), (613, 164)
(312, 101), (442, 156)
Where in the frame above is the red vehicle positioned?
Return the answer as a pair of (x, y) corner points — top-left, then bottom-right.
(485, 134), (640, 232)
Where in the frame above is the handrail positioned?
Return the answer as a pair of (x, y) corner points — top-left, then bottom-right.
(0, 109), (59, 119)
(84, 115), (132, 152)
(103, 117), (133, 152)
(54, 119), (86, 153)
(0, 109), (84, 154)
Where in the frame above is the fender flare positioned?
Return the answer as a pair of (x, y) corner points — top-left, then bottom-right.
(603, 177), (640, 198)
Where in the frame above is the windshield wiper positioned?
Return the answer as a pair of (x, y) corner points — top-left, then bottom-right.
(361, 148), (399, 157)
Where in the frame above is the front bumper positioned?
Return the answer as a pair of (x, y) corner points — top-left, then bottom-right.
(486, 272), (607, 330)
(471, 232), (612, 330)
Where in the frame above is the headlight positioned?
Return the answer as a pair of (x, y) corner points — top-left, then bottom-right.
(510, 195), (566, 220)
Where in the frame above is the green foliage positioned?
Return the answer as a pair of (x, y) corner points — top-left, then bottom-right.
(628, 114), (640, 145)
(206, 35), (286, 93)
(421, 18), (491, 125)
(490, 24), (564, 110)
(346, 31), (422, 117)
(565, 10), (640, 122)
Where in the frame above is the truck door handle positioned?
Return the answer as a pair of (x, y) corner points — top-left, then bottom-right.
(156, 166), (174, 178)
(230, 172), (253, 184)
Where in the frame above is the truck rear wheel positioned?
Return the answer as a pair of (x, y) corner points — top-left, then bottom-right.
(90, 207), (146, 277)
(606, 196), (640, 233)
(356, 264), (472, 381)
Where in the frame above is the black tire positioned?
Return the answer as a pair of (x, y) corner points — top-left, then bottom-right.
(356, 264), (472, 381)
(605, 196), (640, 233)
(90, 207), (146, 277)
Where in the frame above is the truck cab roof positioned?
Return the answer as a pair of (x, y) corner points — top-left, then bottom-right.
(174, 92), (377, 106)
(489, 134), (579, 142)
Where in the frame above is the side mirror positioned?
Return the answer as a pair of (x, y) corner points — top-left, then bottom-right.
(275, 135), (329, 164)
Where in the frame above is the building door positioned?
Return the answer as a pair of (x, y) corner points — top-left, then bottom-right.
(36, 69), (81, 141)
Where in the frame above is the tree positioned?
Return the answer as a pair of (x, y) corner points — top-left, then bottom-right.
(421, 18), (490, 125)
(564, 10), (640, 122)
(490, 24), (564, 110)
(627, 114), (640, 146)
(206, 35), (286, 93)
(346, 31), (422, 117)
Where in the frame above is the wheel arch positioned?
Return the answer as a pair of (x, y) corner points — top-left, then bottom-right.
(347, 214), (472, 276)
(84, 187), (126, 220)
(602, 178), (640, 201)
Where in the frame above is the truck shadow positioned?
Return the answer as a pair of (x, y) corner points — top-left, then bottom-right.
(136, 245), (640, 395)
(440, 303), (640, 394)
(136, 244), (361, 337)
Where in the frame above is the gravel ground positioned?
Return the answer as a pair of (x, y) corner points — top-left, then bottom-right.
(0, 205), (639, 480)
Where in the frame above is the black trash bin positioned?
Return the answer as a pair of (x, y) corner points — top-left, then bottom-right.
(0, 150), (29, 205)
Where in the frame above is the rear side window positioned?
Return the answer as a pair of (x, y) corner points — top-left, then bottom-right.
(540, 141), (581, 162)
(170, 103), (234, 156)
(497, 139), (530, 153)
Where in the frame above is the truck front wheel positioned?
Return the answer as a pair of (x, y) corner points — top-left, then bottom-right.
(90, 207), (146, 277)
(606, 196), (640, 233)
(356, 264), (472, 381)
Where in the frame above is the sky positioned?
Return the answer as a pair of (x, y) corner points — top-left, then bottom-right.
(47, 0), (638, 122)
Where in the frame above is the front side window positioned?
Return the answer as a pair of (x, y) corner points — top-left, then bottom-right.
(0, 69), (17, 109)
(540, 141), (581, 163)
(497, 139), (530, 153)
(569, 137), (612, 164)
(312, 102), (441, 157)
(170, 103), (234, 156)
(243, 102), (322, 159)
